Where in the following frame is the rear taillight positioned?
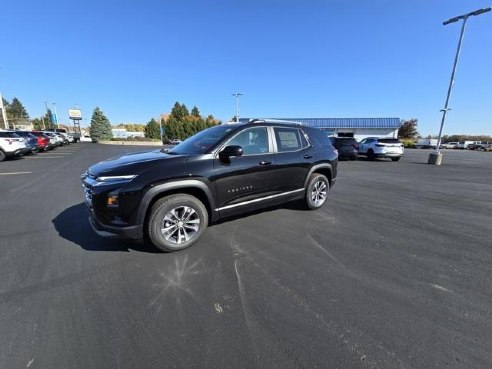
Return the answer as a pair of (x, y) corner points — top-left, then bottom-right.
(376, 143), (385, 147)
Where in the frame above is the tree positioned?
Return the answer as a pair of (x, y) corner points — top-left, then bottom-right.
(191, 106), (201, 118)
(144, 118), (161, 139)
(8, 97), (29, 119)
(89, 107), (113, 141)
(398, 119), (419, 139)
(29, 109), (54, 130)
(2, 97), (29, 128)
(170, 102), (189, 121)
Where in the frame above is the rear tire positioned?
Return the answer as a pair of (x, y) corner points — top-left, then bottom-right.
(391, 157), (401, 162)
(0, 150), (5, 162)
(147, 194), (208, 252)
(305, 174), (329, 210)
(367, 149), (375, 160)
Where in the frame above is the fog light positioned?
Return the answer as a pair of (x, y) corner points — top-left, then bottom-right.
(107, 195), (119, 206)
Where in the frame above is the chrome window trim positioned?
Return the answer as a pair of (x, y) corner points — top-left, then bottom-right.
(215, 126), (273, 158)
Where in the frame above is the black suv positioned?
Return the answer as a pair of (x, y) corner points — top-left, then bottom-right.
(329, 137), (359, 160)
(81, 120), (338, 251)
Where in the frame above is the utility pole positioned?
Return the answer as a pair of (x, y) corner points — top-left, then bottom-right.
(0, 92), (8, 129)
(428, 7), (491, 165)
(231, 93), (243, 122)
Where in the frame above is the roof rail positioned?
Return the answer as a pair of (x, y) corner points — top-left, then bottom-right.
(249, 118), (304, 125)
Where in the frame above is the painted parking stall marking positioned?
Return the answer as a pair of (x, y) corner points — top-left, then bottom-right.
(0, 172), (32, 176)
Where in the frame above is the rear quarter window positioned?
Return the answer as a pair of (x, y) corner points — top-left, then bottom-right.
(274, 127), (308, 152)
(305, 127), (335, 148)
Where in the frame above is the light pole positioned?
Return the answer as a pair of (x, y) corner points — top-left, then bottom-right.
(428, 7), (491, 165)
(232, 93), (243, 122)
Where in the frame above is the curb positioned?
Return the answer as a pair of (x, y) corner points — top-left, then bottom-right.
(98, 141), (163, 146)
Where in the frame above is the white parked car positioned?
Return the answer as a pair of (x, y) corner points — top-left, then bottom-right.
(441, 141), (459, 149)
(42, 131), (64, 146)
(80, 135), (92, 142)
(358, 137), (404, 161)
(0, 130), (28, 161)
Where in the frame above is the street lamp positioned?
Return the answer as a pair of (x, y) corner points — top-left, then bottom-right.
(428, 7), (491, 165)
(232, 93), (243, 122)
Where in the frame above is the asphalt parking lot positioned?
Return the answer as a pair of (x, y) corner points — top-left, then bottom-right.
(1, 144), (491, 369)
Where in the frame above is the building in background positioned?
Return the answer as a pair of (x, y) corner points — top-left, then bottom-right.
(240, 118), (400, 141)
(111, 128), (145, 138)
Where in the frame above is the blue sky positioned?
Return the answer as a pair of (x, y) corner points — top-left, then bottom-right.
(1, 0), (491, 135)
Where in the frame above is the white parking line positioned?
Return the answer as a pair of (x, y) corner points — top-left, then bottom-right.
(23, 156), (64, 159)
(0, 172), (32, 175)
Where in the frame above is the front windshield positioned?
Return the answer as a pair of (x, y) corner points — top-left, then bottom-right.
(168, 125), (237, 154)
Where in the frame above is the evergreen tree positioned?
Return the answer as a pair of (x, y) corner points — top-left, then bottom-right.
(89, 107), (113, 141)
(191, 106), (200, 118)
(8, 97), (29, 119)
(144, 118), (161, 139)
(30, 110), (53, 130)
(180, 103), (189, 118)
(170, 102), (186, 121)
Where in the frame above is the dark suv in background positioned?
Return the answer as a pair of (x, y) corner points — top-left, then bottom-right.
(82, 119), (338, 252)
(329, 137), (359, 160)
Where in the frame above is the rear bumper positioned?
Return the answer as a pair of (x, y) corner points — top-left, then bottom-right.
(375, 153), (403, 158)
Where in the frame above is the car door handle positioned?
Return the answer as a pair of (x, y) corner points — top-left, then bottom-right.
(303, 155), (313, 159)
(259, 161), (272, 165)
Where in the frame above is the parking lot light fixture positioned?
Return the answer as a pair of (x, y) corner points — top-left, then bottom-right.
(232, 93), (243, 122)
(429, 7), (491, 166)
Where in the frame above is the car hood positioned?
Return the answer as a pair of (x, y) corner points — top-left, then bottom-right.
(87, 149), (188, 178)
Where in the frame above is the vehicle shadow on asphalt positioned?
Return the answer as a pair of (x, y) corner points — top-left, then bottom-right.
(52, 203), (161, 253)
(211, 199), (309, 226)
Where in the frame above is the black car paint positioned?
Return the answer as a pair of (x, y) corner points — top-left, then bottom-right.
(82, 122), (338, 240)
(329, 137), (359, 159)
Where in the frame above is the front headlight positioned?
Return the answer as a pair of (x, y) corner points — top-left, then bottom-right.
(96, 175), (138, 183)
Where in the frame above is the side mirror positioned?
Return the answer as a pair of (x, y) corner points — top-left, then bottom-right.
(219, 145), (243, 160)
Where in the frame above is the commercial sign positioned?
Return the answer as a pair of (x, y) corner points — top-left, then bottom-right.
(69, 109), (82, 120)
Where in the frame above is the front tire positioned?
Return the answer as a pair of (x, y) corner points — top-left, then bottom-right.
(391, 157), (401, 162)
(148, 194), (208, 252)
(367, 149), (375, 160)
(0, 150), (5, 162)
(305, 174), (329, 210)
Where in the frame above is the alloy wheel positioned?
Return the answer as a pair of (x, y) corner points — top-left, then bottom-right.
(160, 206), (201, 245)
(311, 180), (327, 207)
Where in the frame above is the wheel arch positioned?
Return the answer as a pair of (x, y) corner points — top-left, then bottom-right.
(137, 180), (217, 230)
(305, 164), (332, 187)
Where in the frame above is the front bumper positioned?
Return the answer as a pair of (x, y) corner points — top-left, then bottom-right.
(5, 148), (25, 157)
(88, 213), (143, 240)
